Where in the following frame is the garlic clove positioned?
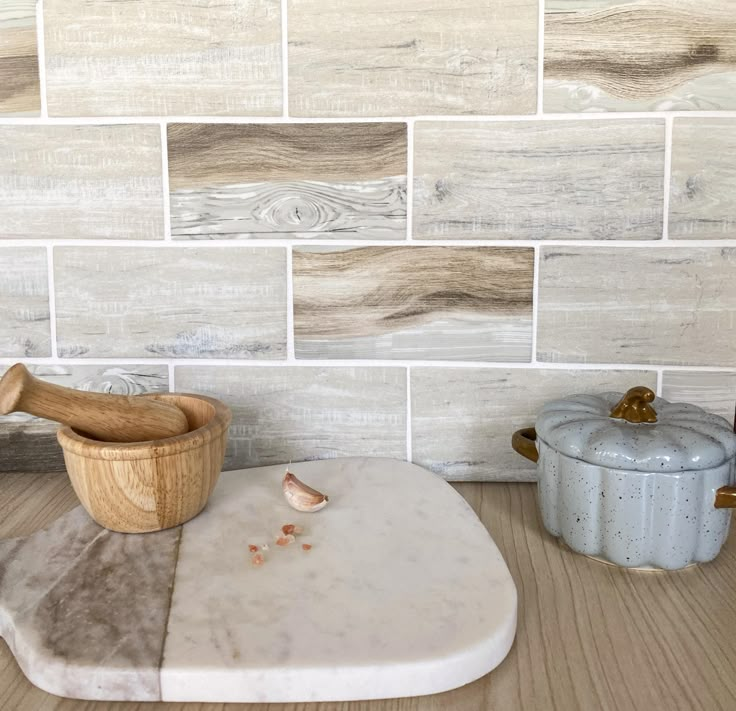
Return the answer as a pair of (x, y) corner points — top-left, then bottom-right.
(282, 470), (329, 512)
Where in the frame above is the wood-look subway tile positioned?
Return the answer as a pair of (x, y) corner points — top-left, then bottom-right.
(669, 119), (736, 240)
(54, 247), (286, 359)
(0, 365), (169, 473)
(168, 123), (406, 240)
(175, 366), (407, 469)
(0, 1), (40, 115)
(44, 0), (282, 116)
(537, 247), (736, 367)
(545, 0), (736, 112)
(414, 120), (664, 240)
(0, 248), (49, 358)
(0, 125), (164, 240)
(661, 371), (736, 423)
(288, 0), (537, 116)
(293, 246), (534, 361)
(412, 368), (657, 481)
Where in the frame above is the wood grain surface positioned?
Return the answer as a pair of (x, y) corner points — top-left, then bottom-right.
(414, 120), (664, 240)
(4, 472), (736, 710)
(0, 248), (49, 358)
(0, 365), (169, 473)
(0, 125), (164, 240)
(44, 0), (282, 116)
(174, 366), (407, 469)
(293, 247), (534, 361)
(545, 0), (736, 111)
(411, 368), (656, 481)
(537, 247), (736, 366)
(669, 118), (736, 239)
(662, 370), (736, 422)
(0, 1), (39, 115)
(288, 0), (537, 116)
(53, 247), (286, 359)
(168, 123), (406, 239)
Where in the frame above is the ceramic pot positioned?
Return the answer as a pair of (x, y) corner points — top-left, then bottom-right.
(512, 387), (736, 570)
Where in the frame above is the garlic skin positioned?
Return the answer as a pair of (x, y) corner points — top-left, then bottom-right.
(282, 470), (329, 512)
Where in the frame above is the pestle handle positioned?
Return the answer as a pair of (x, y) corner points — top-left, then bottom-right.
(0, 363), (190, 443)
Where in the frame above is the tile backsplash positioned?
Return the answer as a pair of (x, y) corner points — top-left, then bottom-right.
(1, 0), (735, 480)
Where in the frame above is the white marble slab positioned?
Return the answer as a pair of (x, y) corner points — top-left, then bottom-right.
(0, 458), (516, 702)
(162, 458), (516, 702)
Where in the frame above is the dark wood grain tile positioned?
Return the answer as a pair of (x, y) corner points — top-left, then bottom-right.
(293, 247), (534, 361)
(0, 2), (40, 115)
(545, 0), (736, 111)
(168, 123), (407, 240)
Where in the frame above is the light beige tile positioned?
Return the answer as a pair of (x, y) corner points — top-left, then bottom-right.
(54, 247), (286, 359)
(288, 0), (537, 116)
(44, 0), (282, 116)
(662, 371), (736, 422)
(537, 248), (736, 367)
(0, 125), (163, 240)
(0, 1), (40, 115)
(0, 248), (49, 357)
(545, 0), (736, 112)
(412, 368), (657, 481)
(175, 366), (407, 469)
(293, 246), (534, 361)
(168, 123), (406, 240)
(669, 119), (736, 240)
(414, 120), (664, 240)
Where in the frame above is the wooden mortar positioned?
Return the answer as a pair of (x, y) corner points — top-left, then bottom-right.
(56, 393), (232, 533)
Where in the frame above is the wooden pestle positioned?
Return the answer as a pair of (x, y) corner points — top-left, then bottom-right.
(0, 363), (190, 443)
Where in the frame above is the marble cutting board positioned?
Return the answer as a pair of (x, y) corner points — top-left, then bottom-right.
(0, 457), (517, 702)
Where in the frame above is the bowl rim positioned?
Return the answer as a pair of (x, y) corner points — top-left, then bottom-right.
(56, 392), (232, 461)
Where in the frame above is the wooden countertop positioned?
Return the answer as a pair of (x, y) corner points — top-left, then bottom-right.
(2, 470), (736, 711)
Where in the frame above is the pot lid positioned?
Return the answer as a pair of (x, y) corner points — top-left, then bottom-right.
(535, 387), (736, 473)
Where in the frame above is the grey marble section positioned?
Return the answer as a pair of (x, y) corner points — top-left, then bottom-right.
(0, 506), (179, 700)
(0, 248), (49, 357)
(54, 247), (286, 359)
(669, 119), (736, 240)
(0, 365), (169, 473)
(414, 120), (665, 240)
(174, 366), (407, 468)
(171, 178), (406, 240)
(537, 247), (736, 367)
(411, 368), (657, 481)
(662, 371), (736, 423)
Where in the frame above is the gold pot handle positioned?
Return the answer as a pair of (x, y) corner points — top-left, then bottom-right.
(715, 487), (736, 508)
(512, 427), (539, 463)
(610, 386), (658, 424)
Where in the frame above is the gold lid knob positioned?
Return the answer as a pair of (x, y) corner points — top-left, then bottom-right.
(609, 386), (657, 424)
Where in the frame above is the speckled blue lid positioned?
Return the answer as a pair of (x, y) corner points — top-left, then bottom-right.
(535, 392), (736, 473)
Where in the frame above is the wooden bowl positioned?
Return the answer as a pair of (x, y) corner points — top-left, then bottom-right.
(56, 393), (232, 534)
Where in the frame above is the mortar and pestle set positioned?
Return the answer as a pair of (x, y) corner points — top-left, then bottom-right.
(0, 363), (231, 533)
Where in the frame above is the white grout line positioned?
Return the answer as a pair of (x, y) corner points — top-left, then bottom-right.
(281, 0), (289, 117)
(45, 245), (58, 357)
(662, 116), (673, 241)
(160, 123), (172, 240)
(655, 369), (664, 397)
(1, 356), (732, 373)
(168, 362), (176, 392)
(531, 246), (540, 363)
(286, 246), (295, 360)
(406, 120), (414, 241)
(35, 0), (48, 118)
(2, 238), (736, 248)
(536, 0), (545, 116)
(406, 367), (412, 462)
(2, 111), (736, 127)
